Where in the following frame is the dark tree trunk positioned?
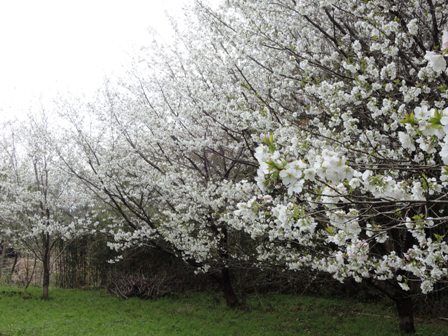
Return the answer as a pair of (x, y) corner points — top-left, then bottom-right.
(10, 252), (18, 279)
(25, 257), (37, 290)
(395, 296), (415, 335)
(42, 261), (50, 300)
(0, 241), (5, 279)
(221, 267), (239, 308)
(42, 234), (51, 300)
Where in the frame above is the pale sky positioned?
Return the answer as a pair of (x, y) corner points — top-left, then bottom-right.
(0, 0), (216, 121)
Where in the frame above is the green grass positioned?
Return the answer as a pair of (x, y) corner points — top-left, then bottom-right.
(0, 286), (446, 335)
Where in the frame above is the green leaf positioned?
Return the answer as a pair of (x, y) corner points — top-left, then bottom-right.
(400, 112), (416, 125)
(266, 160), (285, 171)
(292, 205), (304, 220)
(421, 174), (429, 191)
(325, 226), (335, 236)
(262, 133), (276, 153)
(369, 175), (385, 187)
(428, 109), (442, 128)
(438, 84), (448, 92)
(360, 58), (367, 72)
(412, 214), (425, 227)
(240, 82), (250, 91)
(434, 233), (445, 243)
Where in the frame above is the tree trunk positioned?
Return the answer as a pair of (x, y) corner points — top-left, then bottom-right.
(42, 234), (51, 300)
(25, 257), (37, 290)
(10, 253), (18, 280)
(0, 241), (5, 280)
(221, 267), (239, 308)
(395, 296), (415, 335)
(42, 260), (50, 300)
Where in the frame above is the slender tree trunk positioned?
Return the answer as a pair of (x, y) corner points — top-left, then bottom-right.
(221, 267), (239, 308)
(217, 225), (240, 308)
(0, 241), (5, 280)
(8, 251), (19, 282)
(395, 296), (415, 335)
(42, 234), (51, 300)
(25, 257), (37, 290)
(42, 259), (50, 299)
(9, 253), (18, 280)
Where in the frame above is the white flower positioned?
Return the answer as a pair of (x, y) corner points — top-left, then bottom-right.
(411, 182), (425, 201)
(442, 31), (448, 51)
(439, 139), (448, 164)
(424, 51), (446, 74)
(406, 19), (418, 36)
(421, 280), (433, 294)
(280, 160), (306, 195)
(321, 151), (350, 183)
(398, 281), (410, 291)
(414, 105), (430, 121)
(398, 132), (415, 151)
(254, 145), (269, 163)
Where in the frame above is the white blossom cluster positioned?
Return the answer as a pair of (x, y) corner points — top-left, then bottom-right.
(3, 0), (448, 300)
(228, 0), (448, 294)
(0, 119), (95, 260)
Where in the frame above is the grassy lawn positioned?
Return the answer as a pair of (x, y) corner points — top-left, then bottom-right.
(0, 286), (446, 335)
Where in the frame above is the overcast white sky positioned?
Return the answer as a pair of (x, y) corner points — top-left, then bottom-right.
(0, 0), (217, 121)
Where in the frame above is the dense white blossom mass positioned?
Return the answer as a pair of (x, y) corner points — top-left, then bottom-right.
(1, 1), (448, 314)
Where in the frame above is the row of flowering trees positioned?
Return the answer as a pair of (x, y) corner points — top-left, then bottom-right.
(1, 0), (448, 333)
